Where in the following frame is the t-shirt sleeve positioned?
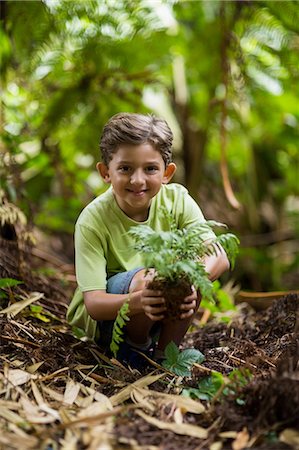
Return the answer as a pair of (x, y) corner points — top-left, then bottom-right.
(75, 223), (107, 291)
(178, 190), (216, 242)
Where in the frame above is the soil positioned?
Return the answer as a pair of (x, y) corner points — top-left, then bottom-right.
(0, 236), (299, 449)
(148, 278), (192, 319)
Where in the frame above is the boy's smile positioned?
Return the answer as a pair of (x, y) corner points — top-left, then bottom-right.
(97, 143), (176, 222)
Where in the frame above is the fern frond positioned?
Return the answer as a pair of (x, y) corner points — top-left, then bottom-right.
(110, 296), (130, 358)
(216, 233), (240, 269)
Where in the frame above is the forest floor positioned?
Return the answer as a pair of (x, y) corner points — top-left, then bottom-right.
(0, 238), (299, 450)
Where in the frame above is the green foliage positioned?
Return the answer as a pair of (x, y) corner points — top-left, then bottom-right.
(1, 0), (298, 291)
(223, 368), (252, 405)
(26, 305), (51, 323)
(0, 278), (23, 289)
(182, 368), (252, 404)
(182, 371), (225, 401)
(200, 280), (236, 323)
(162, 341), (205, 377)
(128, 209), (239, 302)
(110, 297), (131, 358)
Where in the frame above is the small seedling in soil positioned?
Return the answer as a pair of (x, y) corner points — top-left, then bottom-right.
(128, 209), (239, 319)
(162, 341), (205, 377)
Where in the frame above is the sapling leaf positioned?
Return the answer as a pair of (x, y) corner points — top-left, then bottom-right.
(177, 348), (205, 365)
(216, 233), (240, 269)
(182, 371), (225, 401)
(162, 342), (205, 377)
(164, 341), (179, 364)
(167, 364), (192, 377)
(127, 209), (239, 304)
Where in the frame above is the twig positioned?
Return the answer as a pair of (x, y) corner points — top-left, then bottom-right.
(0, 334), (40, 348)
(225, 353), (257, 369)
(192, 363), (213, 373)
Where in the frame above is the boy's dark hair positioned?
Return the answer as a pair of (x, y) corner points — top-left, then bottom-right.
(100, 112), (173, 167)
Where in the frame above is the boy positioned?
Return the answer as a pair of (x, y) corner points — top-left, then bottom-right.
(67, 112), (229, 368)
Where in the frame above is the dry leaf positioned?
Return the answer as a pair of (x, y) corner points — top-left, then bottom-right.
(131, 387), (205, 414)
(31, 380), (45, 406)
(21, 397), (40, 417)
(7, 369), (32, 386)
(219, 431), (238, 439)
(0, 432), (38, 449)
(0, 400), (21, 411)
(41, 385), (64, 402)
(232, 427), (249, 450)
(173, 407), (183, 424)
(10, 359), (24, 368)
(40, 404), (60, 420)
(26, 361), (44, 374)
(59, 431), (78, 450)
(78, 399), (112, 419)
(110, 373), (165, 406)
(0, 406), (26, 425)
(279, 428), (299, 447)
(74, 395), (92, 408)
(136, 409), (208, 439)
(0, 292), (44, 317)
(63, 380), (80, 405)
(20, 397), (59, 424)
(93, 391), (113, 407)
(130, 388), (156, 413)
(210, 442), (223, 450)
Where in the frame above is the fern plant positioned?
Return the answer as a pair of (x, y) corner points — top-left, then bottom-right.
(128, 211), (239, 317)
(110, 296), (130, 357)
(110, 211), (239, 356)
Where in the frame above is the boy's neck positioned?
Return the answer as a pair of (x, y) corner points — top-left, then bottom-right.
(112, 191), (151, 222)
(130, 209), (150, 222)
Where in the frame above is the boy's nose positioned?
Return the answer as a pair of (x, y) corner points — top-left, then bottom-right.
(130, 170), (144, 184)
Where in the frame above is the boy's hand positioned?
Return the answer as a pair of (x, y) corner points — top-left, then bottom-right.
(179, 286), (198, 320)
(140, 287), (166, 321)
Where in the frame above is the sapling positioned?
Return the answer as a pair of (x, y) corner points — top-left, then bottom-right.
(128, 209), (239, 319)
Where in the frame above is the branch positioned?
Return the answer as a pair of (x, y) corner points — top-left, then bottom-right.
(219, 3), (241, 210)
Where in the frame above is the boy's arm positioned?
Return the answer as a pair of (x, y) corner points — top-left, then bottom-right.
(204, 245), (230, 281)
(83, 290), (144, 321)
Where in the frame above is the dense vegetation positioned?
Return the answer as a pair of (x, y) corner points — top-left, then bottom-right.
(1, 0), (299, 291)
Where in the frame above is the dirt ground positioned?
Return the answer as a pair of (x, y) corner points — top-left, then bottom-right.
(0, 238), (299, 449)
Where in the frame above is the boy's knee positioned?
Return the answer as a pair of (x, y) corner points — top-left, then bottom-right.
(129, 269), (147, 292)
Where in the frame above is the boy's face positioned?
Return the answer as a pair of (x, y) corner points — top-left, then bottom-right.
(97, 143), (176, 221)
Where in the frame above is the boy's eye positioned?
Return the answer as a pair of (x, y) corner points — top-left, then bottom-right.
(145, 166), (159, 173)
(118, 166), (131, 173)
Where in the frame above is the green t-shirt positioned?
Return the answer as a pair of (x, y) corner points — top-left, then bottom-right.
(67, 183), (214, 340)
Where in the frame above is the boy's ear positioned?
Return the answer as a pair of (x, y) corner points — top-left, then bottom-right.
(97, 162), (111, 183)
(162, 163), (176, 184)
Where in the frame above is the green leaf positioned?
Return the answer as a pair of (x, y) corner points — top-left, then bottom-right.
(30, 305), (43, 313)
(110, 297), (131, 357)
(0, 278), (23, 288)
(30, 312), (51, 323)
(182, 371), (225, 401)
(162, 342), (205, 377)
(164, 341), (180, 364)
(177, 348), (205, 365)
